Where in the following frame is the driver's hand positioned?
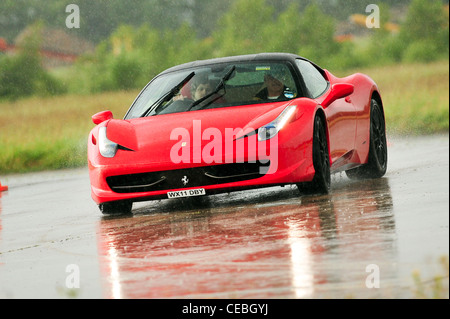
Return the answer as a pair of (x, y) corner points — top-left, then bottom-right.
(173, 94), (186, 101)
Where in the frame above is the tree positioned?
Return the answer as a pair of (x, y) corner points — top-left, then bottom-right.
(399, 0), (449, 62)
(0, 21), (65, 99)
(400, 0), (447, 43)
(213, 0), (275, 56)
(296, 3), (339, 64)
(265, 2), (303, 53)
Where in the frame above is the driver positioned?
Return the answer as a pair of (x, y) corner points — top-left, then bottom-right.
(254, 69), (288, 101)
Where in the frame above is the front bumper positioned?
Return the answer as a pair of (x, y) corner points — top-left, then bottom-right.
(89, 144), (314, 205)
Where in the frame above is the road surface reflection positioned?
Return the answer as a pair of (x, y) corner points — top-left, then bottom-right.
(96, 177), (396, 298)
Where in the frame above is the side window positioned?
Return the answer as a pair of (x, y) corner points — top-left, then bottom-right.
(296, 59), (328, 98)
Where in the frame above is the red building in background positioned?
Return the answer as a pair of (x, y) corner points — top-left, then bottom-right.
(0, 27), (94, 69)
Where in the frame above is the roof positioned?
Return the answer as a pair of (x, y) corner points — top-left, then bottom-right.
(160, 53), (309, 75)
(15, 27), (94, 56)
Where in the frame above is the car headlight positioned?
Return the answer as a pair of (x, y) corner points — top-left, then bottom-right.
(98, 126), (118, 158)
(258, 105), (297, 141)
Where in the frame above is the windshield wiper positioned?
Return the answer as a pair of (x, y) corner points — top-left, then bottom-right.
(187, 65), (236, 111)
(141, 71), (195, 117)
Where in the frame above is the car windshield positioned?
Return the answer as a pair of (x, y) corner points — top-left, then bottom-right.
(125, 62), (299, 119)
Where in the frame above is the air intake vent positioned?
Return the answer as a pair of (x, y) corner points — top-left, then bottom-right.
(106, 161), (270, 193)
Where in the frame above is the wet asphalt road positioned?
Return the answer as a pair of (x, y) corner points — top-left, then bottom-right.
(0, 134), (448, 299)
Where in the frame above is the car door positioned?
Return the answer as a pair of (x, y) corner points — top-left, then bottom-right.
(296, 59), (356, 168)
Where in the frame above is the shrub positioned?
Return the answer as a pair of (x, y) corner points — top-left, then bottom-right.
(403, 40), (440, 63)
(398, 0), (449, 61)
(0, 53), (37, 99)
(0, 22), (66, 100)
(111, 53), (142, 90)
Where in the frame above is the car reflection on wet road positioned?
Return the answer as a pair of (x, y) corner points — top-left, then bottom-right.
(98, 178), (396, 298)
(0, 134), (448, 298)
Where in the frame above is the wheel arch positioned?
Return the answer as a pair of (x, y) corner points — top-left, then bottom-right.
(314, 107), (331, 160)
(315, 107), (327, 134)
(371, 90), (385, 123)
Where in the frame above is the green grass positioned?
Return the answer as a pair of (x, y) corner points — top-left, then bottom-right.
(338, 59), (449, 135)
(412, 255), (449, 299)
(0, 90), (138, 173)
(0, 60), (448, 174)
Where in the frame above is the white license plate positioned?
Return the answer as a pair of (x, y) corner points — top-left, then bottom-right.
(167, 188), (206, 199)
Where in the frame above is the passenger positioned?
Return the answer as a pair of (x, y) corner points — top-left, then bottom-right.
(174, 74), (213, 101)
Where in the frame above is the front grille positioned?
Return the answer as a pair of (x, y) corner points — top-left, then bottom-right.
(106, 161), (270, 193)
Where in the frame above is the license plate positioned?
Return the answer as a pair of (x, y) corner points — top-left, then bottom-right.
(167, 188), (206, 199)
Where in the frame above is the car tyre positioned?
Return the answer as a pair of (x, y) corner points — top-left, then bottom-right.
(297, 115), (331, 195)
(346, 99), (387, 179)
(99, 200), (133, 215)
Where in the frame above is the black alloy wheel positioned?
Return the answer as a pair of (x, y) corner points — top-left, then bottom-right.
(298, 115), (331, 195)
(346, 98), (387, 179)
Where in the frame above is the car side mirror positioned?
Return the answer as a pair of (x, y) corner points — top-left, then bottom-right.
(92, 110), (113, 125)
(321, 83), (354, 108)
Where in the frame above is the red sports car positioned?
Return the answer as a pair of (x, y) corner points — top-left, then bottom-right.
(88, 53), (387, 215)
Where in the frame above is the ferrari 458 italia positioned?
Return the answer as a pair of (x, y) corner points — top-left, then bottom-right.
(88, 53), (387, 214)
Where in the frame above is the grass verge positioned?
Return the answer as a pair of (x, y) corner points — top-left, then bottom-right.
(0, 91), (138, 173)
(339, 59), (449, 135)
